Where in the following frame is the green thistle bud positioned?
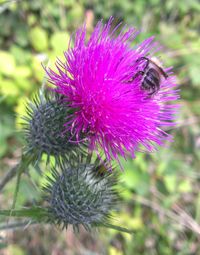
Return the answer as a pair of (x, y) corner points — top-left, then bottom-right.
(43, 158), (118, 231)
(23, 90), (86, 165)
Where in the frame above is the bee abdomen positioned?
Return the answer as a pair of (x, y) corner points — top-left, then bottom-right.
(142, 68), (160, 95)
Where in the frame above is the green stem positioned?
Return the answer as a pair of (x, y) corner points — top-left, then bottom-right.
(11, 153), (36, 210)
(0, 164), (19, 191)
(0, 152), (35, 193)
(0, 207), (48, 220)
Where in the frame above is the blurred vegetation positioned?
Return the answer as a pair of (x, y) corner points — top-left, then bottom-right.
(0, 0), (200, 254)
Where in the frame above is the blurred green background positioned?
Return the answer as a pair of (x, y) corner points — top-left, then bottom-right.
(0, 0), (200, 254)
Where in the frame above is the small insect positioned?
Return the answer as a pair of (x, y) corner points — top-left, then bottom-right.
(128, 57), (168, 97)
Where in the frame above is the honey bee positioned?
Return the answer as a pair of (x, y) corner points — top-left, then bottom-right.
(128, 57), (168, 97)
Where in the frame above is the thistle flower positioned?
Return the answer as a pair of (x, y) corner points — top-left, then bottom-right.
(43, 157), (118, 232)
(45, 17), (180, 163)
(23, 90), (86, 165)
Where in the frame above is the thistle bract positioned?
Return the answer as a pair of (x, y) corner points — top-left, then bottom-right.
(43, 158), (118, 231)
(23, 90), (85, 165)
(45, 17), (180, 163)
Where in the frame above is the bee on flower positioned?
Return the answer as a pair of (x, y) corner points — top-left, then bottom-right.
(45, 17), (180, 165)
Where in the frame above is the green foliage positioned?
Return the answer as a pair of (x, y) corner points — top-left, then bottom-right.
(0, 0), (200, 254)
(29, 27), (49, 52)
(0, 112), (15, 157)
(50, 32), (70, 53)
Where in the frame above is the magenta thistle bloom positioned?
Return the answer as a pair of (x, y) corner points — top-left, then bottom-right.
(45, 18), (180, 163)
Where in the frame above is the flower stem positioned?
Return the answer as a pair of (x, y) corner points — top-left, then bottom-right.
(0, 164), (19, 191)
(11, 153), (36, 210)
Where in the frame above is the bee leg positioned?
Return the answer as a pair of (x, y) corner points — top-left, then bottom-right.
(158, 67), (168, 79)
(126, 71), (144, 83)
(136, 57), (149, 71)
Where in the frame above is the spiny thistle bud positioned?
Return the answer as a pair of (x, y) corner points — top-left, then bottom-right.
(43, 157), (118, 232)
(23, 90), (86, 165)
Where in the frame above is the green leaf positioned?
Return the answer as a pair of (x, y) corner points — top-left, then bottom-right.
(15, 26), (29, 47)
(96, 222), (134, 235)
(0, 51), (16, 76)
(122, 167), (150, 195)
(29, 27), (48, 52)
(10, 46), (32, 65)
(164, 175), (177, 193)
(13, 66), (31, 79)
(50, 32), (70, 54)
(0, 80), (20, 96)
(178, 180), (192, 193)
(67, 3), (84, 25)
(188, 65), (200, 86)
